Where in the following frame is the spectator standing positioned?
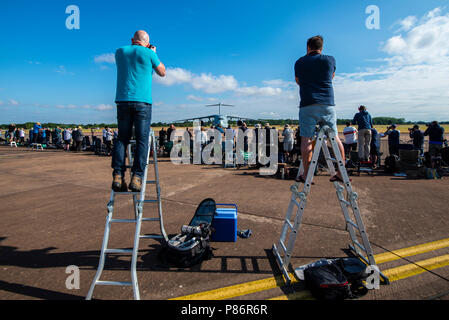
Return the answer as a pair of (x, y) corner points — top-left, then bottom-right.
(384, 124), (401, 156)
(343, 121), (358, 157)
(283, 124), (294, 162)
(424, 121), (445, 157)
(352, 106), (373, 161)
(370, 127), (381, 168)
(63, 128), (72, 151)
(409, 125), (424, 156)
(294, 35), (346, 182)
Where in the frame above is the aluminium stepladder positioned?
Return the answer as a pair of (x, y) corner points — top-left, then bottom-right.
(272, 125), (389, 285)
(86, 130), (168, 300)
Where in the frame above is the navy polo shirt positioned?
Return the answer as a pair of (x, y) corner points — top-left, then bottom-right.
(295, 53), (336, 108)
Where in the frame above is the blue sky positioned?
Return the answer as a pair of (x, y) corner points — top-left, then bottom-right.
(1, 0), (448, 124)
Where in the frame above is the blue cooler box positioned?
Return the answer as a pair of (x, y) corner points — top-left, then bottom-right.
(211, 204), (238, 242)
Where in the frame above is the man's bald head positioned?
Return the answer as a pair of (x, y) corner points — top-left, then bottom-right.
(132, 30), (150, 47)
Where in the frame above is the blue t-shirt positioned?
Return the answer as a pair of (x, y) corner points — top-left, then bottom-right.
(294, 53), (336, 108)
(115, 45), (161, 105)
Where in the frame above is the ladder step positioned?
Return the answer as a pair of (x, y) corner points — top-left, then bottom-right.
(110, 219), (137, 223)
(140, 234), (163, 239)
(142, 218), (160, 222)
(105, 249), (133, 254)
(279, 240), (287, 253)
(143, 200), (158, 204)
(114, 191), (141, 196)
(96, 281), (132, 286)
(285, 220), (294, 231)
(353, 240), (367, 253)
(146, 181), (157, 184)
(346, 219), (360, 230)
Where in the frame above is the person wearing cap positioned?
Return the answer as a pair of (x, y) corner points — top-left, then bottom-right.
(383, 124), (400, 156)
(409, 124), (424, 156)
(294, 35), (346, 182)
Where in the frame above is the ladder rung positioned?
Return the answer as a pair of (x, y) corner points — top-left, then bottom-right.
(353, 240), (367, 253)
(95, 281), (132, 286)
(279, 240), (287, 253)
(114, 191), (141, 196)
(105, 249), (133, 254)
(143, 200), (158, 204)
(142, 218), (160, 222)
(346, 219), (360, 230)
(110, 219), (137, 223)
(140, 235), (163, 239)
(285, 220), (294, 231)
(326, 158), (337, 163)
(339, 199), (351, 206)
(292, 199), (301, 208)
(146, 181), (156, 184)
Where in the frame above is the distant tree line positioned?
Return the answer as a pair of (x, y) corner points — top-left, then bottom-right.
(2, 117), (448, 130)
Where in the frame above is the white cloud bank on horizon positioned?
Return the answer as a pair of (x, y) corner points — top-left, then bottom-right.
(333, 7), (449, 121)
(155, 7), (449, 122)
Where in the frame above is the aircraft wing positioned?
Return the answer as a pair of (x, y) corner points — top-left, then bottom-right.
(174, 115), (215, 123)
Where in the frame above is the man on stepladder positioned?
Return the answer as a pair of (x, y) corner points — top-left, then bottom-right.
(112, 30), (166, 192)
(294, 35), (346, 183)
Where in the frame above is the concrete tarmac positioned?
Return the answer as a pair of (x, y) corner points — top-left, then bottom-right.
(0, 146), (448, 300)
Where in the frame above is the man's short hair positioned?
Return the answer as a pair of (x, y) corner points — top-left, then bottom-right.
(359, 105), (366, 111)
(346, 121), (351, 127)
(307, 35), (323, 51)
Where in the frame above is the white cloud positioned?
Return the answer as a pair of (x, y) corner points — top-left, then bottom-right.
(94, 104), (114, 111)
(155, 67), (284, 97)
(55, 65), (75, 76)
(332, 7), (449, 121)
(186, 95), (204, 102)
(9, 99), (19, 105)
(393, 16), (418, 33)
(94, 53), (116, 64)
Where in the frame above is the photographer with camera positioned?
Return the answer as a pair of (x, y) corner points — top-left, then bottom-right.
(409, 125), (424, 156)
(294, 35), (346, 183)
(424, 121), (445, 157)
(111, 30), (166, 193)
(383, 124), (400, 156)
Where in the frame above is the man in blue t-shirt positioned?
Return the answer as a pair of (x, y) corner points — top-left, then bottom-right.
(111, 30), (166, 193)
(294, 35), (346, 183)
(352, 105), (374, 161)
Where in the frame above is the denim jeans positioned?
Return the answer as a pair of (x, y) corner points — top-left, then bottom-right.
(112, 102), (152, 178)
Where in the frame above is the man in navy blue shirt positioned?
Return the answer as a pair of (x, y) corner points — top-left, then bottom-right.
(352, 105), (374, 161)
(384, 124), (401, 156)
(424, 121), (445, 157)
(409, 125), (424, 155)
(294, 35), (346, 183)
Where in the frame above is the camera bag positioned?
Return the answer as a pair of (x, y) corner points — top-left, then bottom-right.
(162, 199), (216, 268)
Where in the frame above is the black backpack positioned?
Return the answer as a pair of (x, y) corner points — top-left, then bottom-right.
(162, 199), (216, 268)
(304, 258), (369, 300)
(384, 155), (399, 173)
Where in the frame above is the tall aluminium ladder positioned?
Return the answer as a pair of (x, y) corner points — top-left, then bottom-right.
(86, 130), (168, 300)
(272, 125), (389, 285)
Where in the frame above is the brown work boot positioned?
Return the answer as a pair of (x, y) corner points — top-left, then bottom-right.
(129, 175), (143, 193)
(112, 174), (128, 192)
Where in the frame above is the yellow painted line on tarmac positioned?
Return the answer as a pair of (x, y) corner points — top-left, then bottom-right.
(373, 238), (449, 264)
(270, 254), (449, 300)
(383, 254), (449, 282)
(170, 274), (297, 300)
(171, 238), (449, 300)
